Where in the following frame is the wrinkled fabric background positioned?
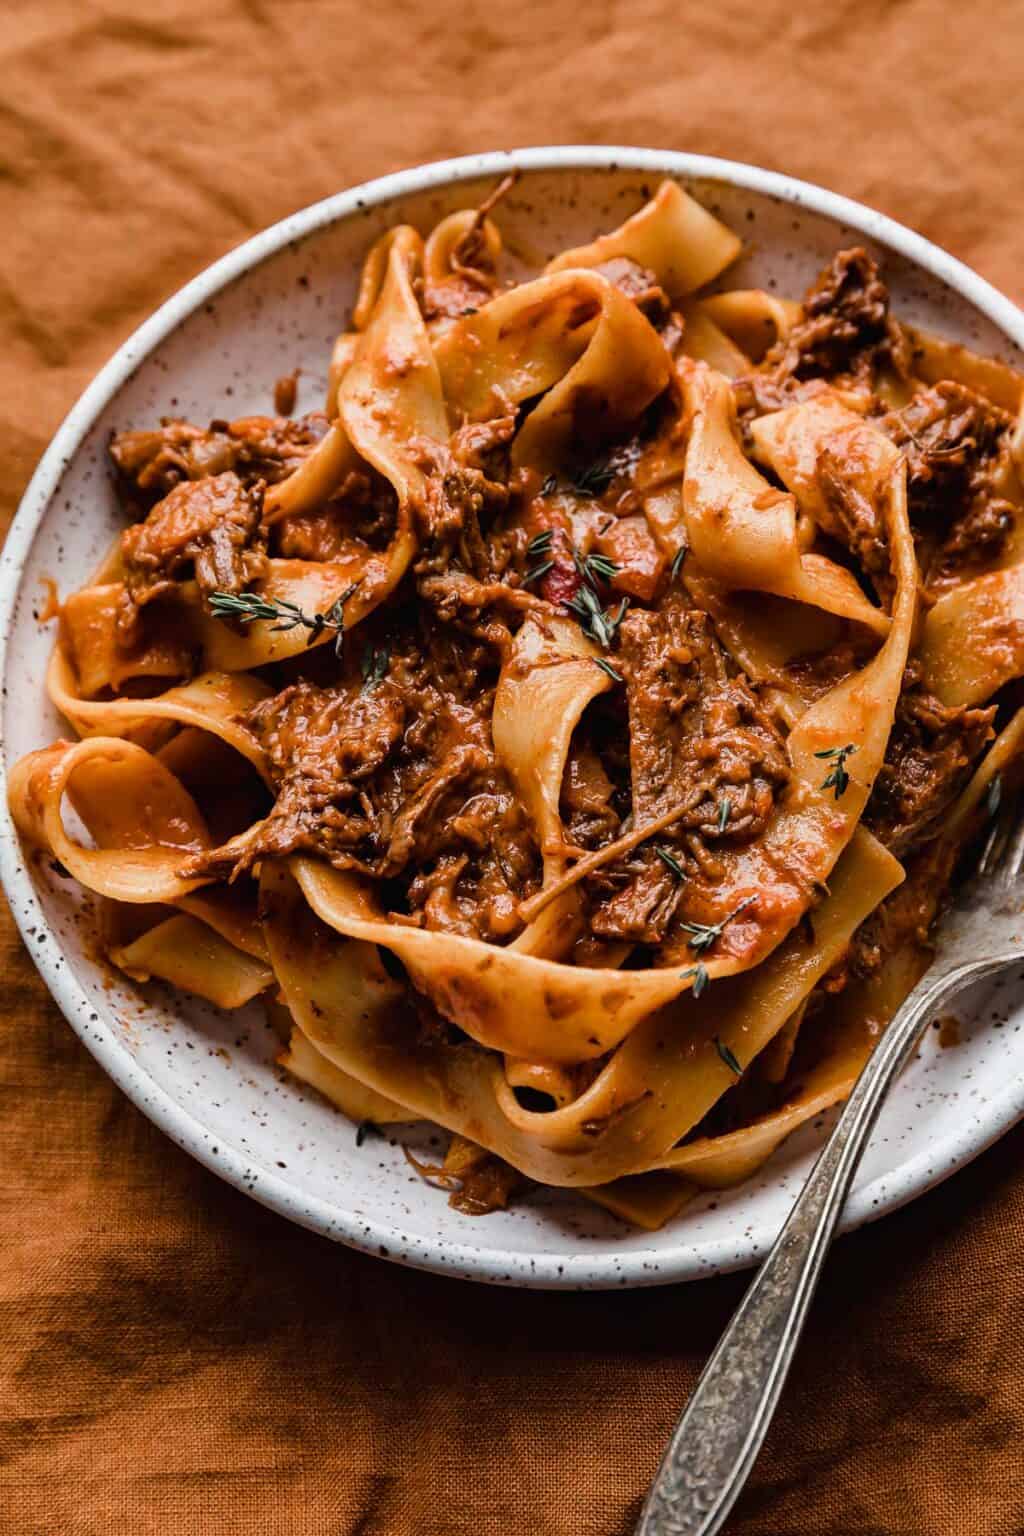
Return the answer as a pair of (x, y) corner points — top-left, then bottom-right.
(2, 2), (1024, 1532)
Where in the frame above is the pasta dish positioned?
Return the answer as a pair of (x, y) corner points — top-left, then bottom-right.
(11, 178), (1024, 1229)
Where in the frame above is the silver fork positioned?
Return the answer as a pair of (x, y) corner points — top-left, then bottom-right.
(636, 798), (1024, 1536)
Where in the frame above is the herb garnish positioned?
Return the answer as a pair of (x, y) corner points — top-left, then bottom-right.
(682, 963), (709, 999)
(717, 798), (731, 834)
(593, 657), (624, 684)
(655, 845), (686, 881)
(814, 742), (857, 801)
(209, 584), (358, 660)
(670, 545), (686, 582)
(573, 547), (621, 587)
(526, 521), (625, 650)
(360, 643), (390, 692)
(539, 474), (558, 497)
(715, 1036), (743, 1075)
(567, 585), (628, 650)
(987, 773), (1003, 819)
(679, 895), (756, 956)
(570, 458), (617, 498)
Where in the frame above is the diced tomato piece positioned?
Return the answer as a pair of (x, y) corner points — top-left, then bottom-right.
(596, 514), (666, 602)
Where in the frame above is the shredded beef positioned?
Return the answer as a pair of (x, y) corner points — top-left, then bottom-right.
(816, 446), (892, 595)
(118, 471), (266, 638)
(592, 256), (669, 319)
(883, 382), (1015, 574)
(780, 247), (908, 383)
(588, 601), (789, 943)
(187, 628), (540, 940)
(272, 505), (351, 563)
(737, 248), (909, 419)
(221, 680), (408, 870)
(865, 666), (996, 857)
(560, 738), (620, 849)
(849, 832), (958, 981)
(410, 409), (515, 548)
(110, 413), (330, 506)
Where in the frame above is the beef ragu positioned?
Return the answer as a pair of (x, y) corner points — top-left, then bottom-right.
(11, 178), (1024, 1229)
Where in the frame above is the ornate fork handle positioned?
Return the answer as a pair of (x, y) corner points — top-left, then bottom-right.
(635, 955), (1006, 1536)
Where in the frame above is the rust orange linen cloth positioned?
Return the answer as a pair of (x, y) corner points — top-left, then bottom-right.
(2, 2), (1024, 1532)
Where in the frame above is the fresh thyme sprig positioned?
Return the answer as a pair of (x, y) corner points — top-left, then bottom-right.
(524, 530), (555, 584)
(715, 1036), (742, 1075)
(655, 845), (687, 881)
(360, 643), (390, 692)
(525, 520), (625, 649)
(682, 963), (709, 999)
(593, 657), (624, 684)
(209, 584), (359, 660)
(670, 545), (686, 582)
(567, 585), (628, 650)
(717, 798), (731, 834)
(570, 458), (616, 498)
(573, 547), (621, 587)
(679, 895), (756, 957)
(814, 742), (858, 800)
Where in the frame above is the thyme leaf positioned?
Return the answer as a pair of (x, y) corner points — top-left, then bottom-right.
(717, 798), (731, 834)
(573, 548), (621, 587)
(209, 584), (358, 660)
(655, 845), (686, 881)
(523, 559), (555, 585)
(715, 1036), (743, 1075)
(681, 963), (709, 999)
(593, 657), (624, 683)
(670, 545), (686, 582)
(539, 474), (558, 498)
(679, 895), (757, 956)
(360, 643), (390, 692)
(570, 458), (616, 497)
(567, 585), (628, 650)
(814, 742), (857, 800)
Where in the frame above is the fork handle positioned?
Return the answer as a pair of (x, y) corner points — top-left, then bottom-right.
(635, 957), (1002, 1536)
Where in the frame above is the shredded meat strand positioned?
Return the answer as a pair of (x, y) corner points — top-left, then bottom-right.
(118, 471), (266, 640)
(865, 664), (996, 858)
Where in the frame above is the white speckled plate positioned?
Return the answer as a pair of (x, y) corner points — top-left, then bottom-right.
(3, 148), (1024, 1289)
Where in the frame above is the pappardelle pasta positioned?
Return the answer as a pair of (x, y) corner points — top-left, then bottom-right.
(12, 177), (1024, 1229)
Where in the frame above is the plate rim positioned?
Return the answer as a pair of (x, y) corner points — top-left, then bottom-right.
(3, 144), (1024, 1289)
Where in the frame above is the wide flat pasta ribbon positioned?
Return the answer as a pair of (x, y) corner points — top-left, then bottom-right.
(260, 827), (900, 1187)
(919, 565), (1024, 706)
(46, 653), (271, 769)
(434, 268), (671, 469)
(680, 361), (891, 633)
(544, 179), (741, 299)
(749, 389), (901, 545)
(8, 737), (213, 904)
(493, 613), (613, 963)
(109, 913), (273, 1008)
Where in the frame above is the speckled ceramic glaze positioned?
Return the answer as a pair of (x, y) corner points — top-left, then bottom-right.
(3, 148), (1024, 1290)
